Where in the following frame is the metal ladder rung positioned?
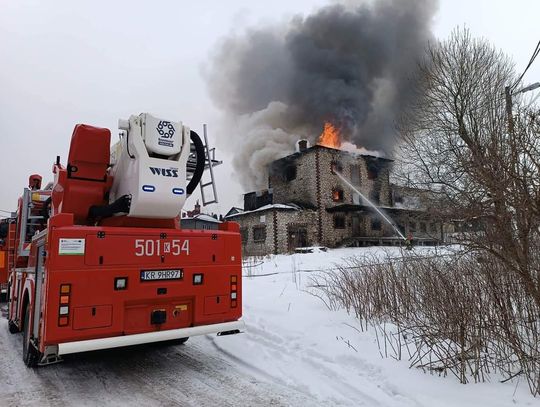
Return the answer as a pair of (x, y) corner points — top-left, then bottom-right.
(199, 124), (219, 207)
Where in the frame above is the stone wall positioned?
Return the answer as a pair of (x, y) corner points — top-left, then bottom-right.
(270, 150), (318, 208)
(392, 211), (442, 241)
(232, 145), (441, 255)
(228, 210), (276, 257)
(228, 208), (320, 255)
(269, 146), (399, 249)
(274, 210), (318, 253)
(391, 185), (442, 240)
(313, 148), (394, 246)
(271, 146), (392, 211)
(316, 148), (393, 209)
(318, 211), (397, 247)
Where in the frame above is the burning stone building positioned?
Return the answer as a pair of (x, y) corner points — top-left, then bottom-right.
(226, 131), (441, 256)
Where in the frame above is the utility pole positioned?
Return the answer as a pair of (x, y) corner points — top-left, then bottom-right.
(505, 86), (514, 135)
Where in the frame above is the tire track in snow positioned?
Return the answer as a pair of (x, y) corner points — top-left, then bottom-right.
(0, 314), (321, 407)
(211, 318), (424, 407)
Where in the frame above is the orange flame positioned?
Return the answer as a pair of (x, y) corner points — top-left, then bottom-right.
(318, 122), (341, 149)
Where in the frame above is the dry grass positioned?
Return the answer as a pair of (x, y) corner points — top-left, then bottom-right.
(311, 248), (540, 395)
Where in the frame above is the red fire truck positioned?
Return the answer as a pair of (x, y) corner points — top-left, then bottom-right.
(6, 114), (243, 366)
(0, 218), (13, 301)
(1, 205), (20, 302)
(0, 243), (5, 301)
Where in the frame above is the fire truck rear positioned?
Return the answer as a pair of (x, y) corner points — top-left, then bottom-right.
(6, 114), (244, 366)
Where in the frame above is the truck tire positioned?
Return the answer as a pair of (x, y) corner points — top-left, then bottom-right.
(175, 337), (189, 345)
(8, 320), (20, 334)
(22, 306), (40, 367)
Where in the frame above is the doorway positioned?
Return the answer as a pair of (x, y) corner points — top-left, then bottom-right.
(287, 225), (308, 252)
(352, 215), (363, 236)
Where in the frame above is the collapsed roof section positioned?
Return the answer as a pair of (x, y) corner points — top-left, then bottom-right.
(224, 203), (301, 219)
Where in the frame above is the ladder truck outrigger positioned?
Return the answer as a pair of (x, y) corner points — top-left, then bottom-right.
(6, 113), (244, 366)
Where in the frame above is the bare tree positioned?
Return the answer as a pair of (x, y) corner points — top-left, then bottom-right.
(310, 29), (540, 395)
(398, 28), (540, 310)
(311, 250), (540, 395)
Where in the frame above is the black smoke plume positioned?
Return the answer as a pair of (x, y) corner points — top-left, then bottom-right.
(206, 0), (437, 189)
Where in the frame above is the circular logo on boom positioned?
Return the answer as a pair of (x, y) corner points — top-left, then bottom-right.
(156, 121), (175, 138)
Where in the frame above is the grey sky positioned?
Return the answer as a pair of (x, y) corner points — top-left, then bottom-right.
(1, 0), (539, 216)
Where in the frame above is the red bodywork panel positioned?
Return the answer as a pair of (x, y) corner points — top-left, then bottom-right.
(39, 222), (241, 348)
(0, 221), (10, 287)
(52, 124), (112, 225)
(67, 124), (111, 181)
(0, 248), (7, 287)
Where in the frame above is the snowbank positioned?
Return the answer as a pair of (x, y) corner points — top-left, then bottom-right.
(215, 246), (536, 406)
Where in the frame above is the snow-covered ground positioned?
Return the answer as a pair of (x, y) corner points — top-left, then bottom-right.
(0, 246), (537, 406)
(220, 246), (536, 407)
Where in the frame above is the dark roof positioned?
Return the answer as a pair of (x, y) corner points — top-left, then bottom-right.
(272, 144), (393, 167)
(225, 207), (244, 217)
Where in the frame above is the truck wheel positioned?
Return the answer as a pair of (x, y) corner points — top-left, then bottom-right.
(22, 306), (40, 367)
(8, 320), (20, 334)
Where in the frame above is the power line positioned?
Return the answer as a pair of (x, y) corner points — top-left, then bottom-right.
(511, 40), (540, 91)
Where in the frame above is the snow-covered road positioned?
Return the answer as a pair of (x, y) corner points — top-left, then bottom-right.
(0, 247), (536, 406)
(0, 315), (320, 407)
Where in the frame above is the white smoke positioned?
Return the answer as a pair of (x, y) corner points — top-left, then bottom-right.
(206, 0), (437, 189)
(230, 101), (303, 188)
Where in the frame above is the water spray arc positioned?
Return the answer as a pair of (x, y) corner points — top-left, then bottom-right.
(334, 171), (406, 240)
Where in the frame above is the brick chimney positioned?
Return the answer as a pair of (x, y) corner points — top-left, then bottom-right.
(297, 139), (309, 152)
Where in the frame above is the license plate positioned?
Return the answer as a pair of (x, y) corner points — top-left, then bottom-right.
(140, 269), (183, 281)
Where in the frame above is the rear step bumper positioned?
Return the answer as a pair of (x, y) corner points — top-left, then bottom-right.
(57, 320), (246, 355)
